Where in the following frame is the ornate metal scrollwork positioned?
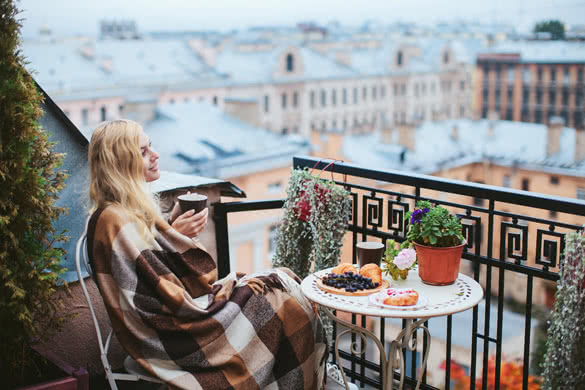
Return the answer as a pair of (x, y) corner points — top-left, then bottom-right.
(363, 193), (384, 229)
(500, 221), (528, 264)
(387, 198), (410, 238)
(535, 228), (564, 269)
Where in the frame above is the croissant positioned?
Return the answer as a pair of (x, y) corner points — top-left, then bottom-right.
(359, 263), (382, 284)
(332, 263), (358, 275)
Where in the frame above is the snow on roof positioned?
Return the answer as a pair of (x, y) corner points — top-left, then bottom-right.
(344, 119), (584, 177)
(485, 41), (585, 63)
(145, 101), (310, 176)
(21, 38), (223, 95)
(214, 44), (358, 85)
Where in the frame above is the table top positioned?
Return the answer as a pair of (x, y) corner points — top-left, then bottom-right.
(301, 267), (484, 319)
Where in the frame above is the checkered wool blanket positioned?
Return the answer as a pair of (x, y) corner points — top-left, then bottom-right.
(88, 206), (327, 389)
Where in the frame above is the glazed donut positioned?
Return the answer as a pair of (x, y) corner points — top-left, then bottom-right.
(359, 263), (382, 284)
(332, 263), (358, 275)
(383, 288), (419, 306)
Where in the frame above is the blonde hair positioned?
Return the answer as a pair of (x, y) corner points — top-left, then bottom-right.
(88, 119), (160, 235)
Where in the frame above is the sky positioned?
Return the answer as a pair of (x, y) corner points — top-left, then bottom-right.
(17, 0), (585, 38)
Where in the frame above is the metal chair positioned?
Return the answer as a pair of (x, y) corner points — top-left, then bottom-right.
(75, 219), (164, 390)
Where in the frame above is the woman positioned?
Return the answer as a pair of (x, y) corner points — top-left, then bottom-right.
(87, 120), (326, 389)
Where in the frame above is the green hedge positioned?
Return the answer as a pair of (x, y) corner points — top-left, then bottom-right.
(0, 0), (69, 385)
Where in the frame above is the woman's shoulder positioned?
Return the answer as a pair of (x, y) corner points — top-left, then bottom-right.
(90, 205), (135, 231)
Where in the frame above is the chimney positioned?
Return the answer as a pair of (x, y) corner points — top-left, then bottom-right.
(380, 122), (394, 144)
(575, 128), (585, 162)
(547, 116), (564, 157)
(334, 50), (351, 67)
(451, 124), (459, 140)
(397, 123), (415, 151)
(187, 38), (217, 67)
(224, 98), (260, 127)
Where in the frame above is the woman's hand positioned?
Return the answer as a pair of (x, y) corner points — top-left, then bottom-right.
(171, 206), (209, 238)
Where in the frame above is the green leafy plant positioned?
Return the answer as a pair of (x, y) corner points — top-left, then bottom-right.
(405, 200), (464, 247)
(382, 239), (416, 280)
(541, 231), (585, 389)
(0, 0), (69, 386)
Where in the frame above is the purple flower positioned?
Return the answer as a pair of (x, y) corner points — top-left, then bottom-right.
(410, 207), (430, 224)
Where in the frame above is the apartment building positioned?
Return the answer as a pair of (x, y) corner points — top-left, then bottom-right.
(474, 41), (585, 128)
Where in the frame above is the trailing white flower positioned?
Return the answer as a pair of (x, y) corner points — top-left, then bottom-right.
(541, 231), (585, 389)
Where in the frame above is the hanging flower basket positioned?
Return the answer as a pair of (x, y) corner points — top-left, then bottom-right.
(272, 161), (352, 279)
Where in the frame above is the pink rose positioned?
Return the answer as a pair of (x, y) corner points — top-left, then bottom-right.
(393, 248), (416, 270)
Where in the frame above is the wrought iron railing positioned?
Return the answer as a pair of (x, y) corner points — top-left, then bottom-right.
(213, 156), (585, 390)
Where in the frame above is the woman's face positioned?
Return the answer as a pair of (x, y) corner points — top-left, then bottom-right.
(139, 130), (160, 183)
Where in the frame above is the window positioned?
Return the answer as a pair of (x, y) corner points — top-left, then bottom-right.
(459, 105), (465, 117)
(536, 90), (542, 104)
(393, 84), (398, 97)
(522, 87), (530, 103)
(414, 83), (419, 97)
(286, 53), (294, 72)
(579, 67), (584, 83)
(310, 90), (315, 108)
(549, 90), (556, 106)
(264, 95), (269, 113)
(213, 96), (218, 105)
(460, 80), (465, 91)
(507, 66), (514, 82)
(564, 67), (570, 85)
(342, 88), (347, 104)
(503, 175), (511, 187)
(397, 51), (403, 66)
(523, 67), (531, 83)
(353, 87), (358, 104)
(293, 92), (298, 108)
(372, 86), (377, 100)
(281, 127), (288, 134)
(267, 181), (282, 193)
(118, 104), (124, 114)
(537, 66), (543, 82)
(506, 108), (513, 120)
(550, 176), (560, 185)
(522, 178), (530, 191)
(100, 106), (106, 121)
(381, 85), (386, 98)
(443, 51), (449, 64)
(281, 93), (287, 109)
(431, 82), (436, 95)
(321, 89), (326, 106)
(331, 89), (337, 106)
(507, 87), (513, 102)
(551, 67), (556, 82)
(562, 89), (569, 106)
(81, 108), (88, 125)
(401, 84), (406, 96)
(362, 86), (367, 100)
(170, 98), (175, 104)
(578, 187), (585, 200)
(268, 224), (280, 254)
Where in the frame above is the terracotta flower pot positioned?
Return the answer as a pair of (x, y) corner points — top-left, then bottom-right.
(414, 241), (466, 286)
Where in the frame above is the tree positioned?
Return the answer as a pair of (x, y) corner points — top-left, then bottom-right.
(533, 20), (565, 40)
(0, 0), (69, 386)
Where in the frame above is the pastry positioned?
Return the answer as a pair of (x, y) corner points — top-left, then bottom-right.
(332, 263), (358, 275)
(383, 288), (419, 306)
(359, 263), (382, 284)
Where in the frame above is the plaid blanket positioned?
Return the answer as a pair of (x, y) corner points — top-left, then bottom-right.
(88, 206), (327, 389)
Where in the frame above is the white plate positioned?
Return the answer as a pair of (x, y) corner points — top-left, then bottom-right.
(368, 288), (429, 310)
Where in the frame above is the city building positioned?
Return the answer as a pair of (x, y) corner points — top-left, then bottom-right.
(474, 41), (585, 128)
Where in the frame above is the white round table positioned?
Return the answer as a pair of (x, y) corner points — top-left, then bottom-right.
(301, 267), (484, 390)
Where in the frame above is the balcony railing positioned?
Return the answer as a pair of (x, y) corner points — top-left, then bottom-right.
(213, 156), (585, 390)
